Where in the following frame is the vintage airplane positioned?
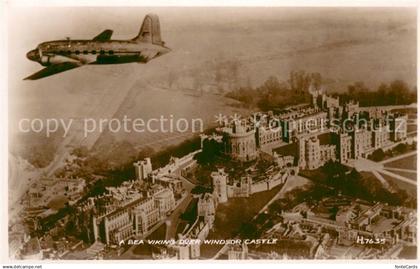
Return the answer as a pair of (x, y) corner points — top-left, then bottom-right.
(25, 13), (170, 80)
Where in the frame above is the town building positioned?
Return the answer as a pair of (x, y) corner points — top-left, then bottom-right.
(276, 199), (416, 258)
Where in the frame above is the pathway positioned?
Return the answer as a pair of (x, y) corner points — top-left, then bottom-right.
(350, 152), (417, 188)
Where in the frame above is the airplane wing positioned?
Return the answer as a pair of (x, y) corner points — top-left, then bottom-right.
(24, 62), (82, 80)
(92, 29), (113, 42)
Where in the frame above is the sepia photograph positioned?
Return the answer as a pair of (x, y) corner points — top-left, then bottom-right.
(2, 1), (418, 266)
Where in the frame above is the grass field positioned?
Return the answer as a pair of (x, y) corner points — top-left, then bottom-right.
(407, 124), (417, 133)
(384, 170), (417, 181)
(384, 154), (417, 170)
(379, 172), (417, 198)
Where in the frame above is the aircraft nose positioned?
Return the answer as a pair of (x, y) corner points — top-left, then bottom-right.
(26, 49), (39, 61)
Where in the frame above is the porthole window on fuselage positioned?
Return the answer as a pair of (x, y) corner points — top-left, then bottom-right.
(75, 50), (80, 55)
(100, 50), (105, 55)
(109, 50), (114, 55)
(92, 50), (97, 54)
(83, 50), (88, 55)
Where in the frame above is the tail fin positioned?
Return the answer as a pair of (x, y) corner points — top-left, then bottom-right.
(133, 13), (163, 45)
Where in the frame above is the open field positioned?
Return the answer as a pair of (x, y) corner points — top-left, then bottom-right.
(407, 124), (417, 133)
(384, 170), (417, 181)
(95, 86), (250, 151)
(384, 154), (417, 170)
(10, 7), (416, 148)
(379, 172), (417, 198)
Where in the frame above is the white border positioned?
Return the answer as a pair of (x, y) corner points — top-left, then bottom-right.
(5, 0), (420, 7)
(1, 0), (419, 267)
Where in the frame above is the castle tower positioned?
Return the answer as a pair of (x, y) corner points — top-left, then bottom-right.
(298, 137), (306, 169)
(133, 158), (152, 182)
(211, 168), (228, 203)
(305, 136), (321, 170)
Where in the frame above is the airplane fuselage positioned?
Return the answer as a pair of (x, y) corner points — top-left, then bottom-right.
(27, 39), (169, 67)
(25, 13), (169, 80)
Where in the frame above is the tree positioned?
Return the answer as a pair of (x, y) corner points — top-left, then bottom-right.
(191, 185), (212, 195)
(311, 72), (323, 91)
(72, 146), (89, 158)
(370, 149), (385, 162)
(195, 139), (223, 165)
(268, 201), (283, 215)
(238, 222), (258, 239)
(394, 143), (408, 154)
(289, 70), (311, 93)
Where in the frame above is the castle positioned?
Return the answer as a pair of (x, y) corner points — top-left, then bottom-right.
(207, 87), (409, 169)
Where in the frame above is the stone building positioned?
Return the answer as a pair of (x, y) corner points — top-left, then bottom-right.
(337, 132), (352, 164)
(372, 125), (391, 149)
(211, 168), (228, 204)
(222, 121), (258, 161)
(133, 158), (152, 182)
(197, 193), (216, 229)
(256, 125), (283, 148)
(90, 186), (175, 245)
(154, 187), (176, 216)
(352, 127), (373, 158)
(174, 216), (210, 259)
(298, 135), (336, 170)
(389, 114), (408, 142)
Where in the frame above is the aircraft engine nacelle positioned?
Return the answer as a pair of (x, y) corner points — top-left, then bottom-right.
(40, 55), (78, 66)
(40, 55), (51, 65)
